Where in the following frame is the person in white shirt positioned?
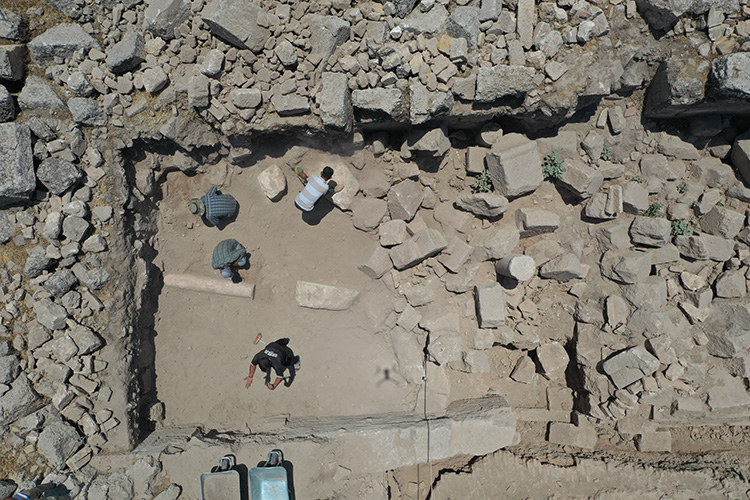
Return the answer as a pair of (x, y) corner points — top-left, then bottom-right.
(294, 166), (334, 211)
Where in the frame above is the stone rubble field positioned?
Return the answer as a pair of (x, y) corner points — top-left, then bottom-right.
(1, 0), (750, 498)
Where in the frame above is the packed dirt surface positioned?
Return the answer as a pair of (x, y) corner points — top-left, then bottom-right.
(153, 146), (421, 431)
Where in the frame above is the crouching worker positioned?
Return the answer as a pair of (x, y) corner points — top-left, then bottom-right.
(211, 238), (248, 279)
(245, 338), (300, 390)
(294, 166), (334, 211)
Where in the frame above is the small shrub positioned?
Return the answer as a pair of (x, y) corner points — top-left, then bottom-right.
(626, 175), (644, 183)
(472, 168), (493, 193)
(676, 182), (688, 194)
(671, 219), (694, 236)
(542, 151), (566, 181)
(601, 146), (613, 162)
(643, 201), (664, 218)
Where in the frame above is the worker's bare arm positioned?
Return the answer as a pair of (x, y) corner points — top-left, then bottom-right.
(244, 364), (257, 388)
(267, 377), (282, 390)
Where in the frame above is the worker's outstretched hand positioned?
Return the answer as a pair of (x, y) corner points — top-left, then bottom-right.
(244, 376), (253, 388)
(267, 383), (276, 390)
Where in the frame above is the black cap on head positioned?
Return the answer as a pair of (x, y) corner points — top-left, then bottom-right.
(258, 358), (271, 372)
(322, 166), (334, 179)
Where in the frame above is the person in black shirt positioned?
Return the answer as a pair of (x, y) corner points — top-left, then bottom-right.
(244, 338), (299, 390)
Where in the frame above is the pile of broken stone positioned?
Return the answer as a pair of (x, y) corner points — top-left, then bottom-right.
(1, 0), (750, 496)
(253, 109), (750, 456)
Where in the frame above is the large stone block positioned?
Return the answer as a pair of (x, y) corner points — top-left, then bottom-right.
(18, 77), (65, 111)
(0, 7), (23, 40)
(629, 216), (671, 247)
(28, 24), (101, 67)
(547, 421), (597, 450)
(143, 0), (190, 40)
(352, 88), (405, 121)
(387, 180), (423, 221)
(295, 281), (359, 310)
(409, 82), (453, 125)
(516, 208), (559, 237)
(0, 377), (39, 426)
(106, 32), (145, 74)
(407, 127), (451, 157)
(674, 233), (734, 262)
(37, 421), (81, 468)
(644, 52), (709, 118)
(474, 283), (506, 328)
(709, 52), (750, 102)
(474, 66), (535, 103)
(202, 0), (270, 52)
(351, 197), (387, 231)
(68, 97), (107, 127)
(600, 250), (651, 285)
(306, 14), (350, 68)
(0, 45), (25, 82)
(454, 193), (509, 218)
(319, 72), (352, 131)
(358, 244), (393, 280)
(701, 206), (745, 239)
(256, 164), (287, 201)
(472, 224), (520, 262)
(446, 396), (519, 455)
(484, 133), (542, 198)
(536, 342), (569, 380)
(602, 345), (660, 389)
(37, 158), (82, 196)
(0, 123), (34, 207)
(539, 253), (582, 282)
(557, 158), (604, 200)
(327, 164), (360, 211)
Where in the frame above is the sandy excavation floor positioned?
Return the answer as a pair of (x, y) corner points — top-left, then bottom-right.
(152, 146), (419, 431)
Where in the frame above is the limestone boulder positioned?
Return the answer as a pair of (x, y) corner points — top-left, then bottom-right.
(474, 283), (506, 328)
(351, 88), (405, 121)
(516, 208), (559, 237)
(602, 346), (660, 389)
(0, 377), (39, 426)
(257, 164), (287, 201)
(629, 216), (671, 247)
(454, 193), (509, 218)
(306, 15), (350, 69)
(37, 421), (81, 468)
(539, 253), (582, 282)
(557, 159), (604, 200)
(701, 206), (745, 239)
(407, 127), (451, 157)
(106, 33), (145, 74)
(358, 244), (393, 280)
(0, 123), (34, 207)
(327, 164), (360, 211)
(709, 52), (750, 102)
(474, 66), (535, 103)
(319, 72), (352, 131)
(600, 250), (651, 285)
(143, 0), (190, 40)
(68, 98), (107, 127)
(18, 77), (65, 111)
(0, 45), (25, 82)
(388, 180), (424, 221)
(472, 224), (520, 262)
(484, 134), (542, 199)
(28, 24), (101, 67)
(351, 197), (388, 231)
(295, 281), (359, 311)
(202, 0), (270, 52)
